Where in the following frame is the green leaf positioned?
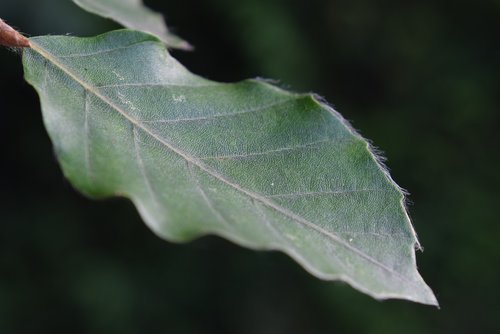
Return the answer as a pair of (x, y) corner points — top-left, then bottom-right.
(23, 30), (437, 305)
(72, 0), (192, 50)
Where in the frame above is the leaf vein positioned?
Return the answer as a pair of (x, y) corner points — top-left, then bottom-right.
(267, 188), (385, 199)
(200, 138), (332, 160)
(140, 98), (298, 124)
(55, 40), (158, 59)
(83, 90), (94, 183)
(132, 125), (163, 212)
(187, 162), (234, 232)
(98, 82), (215, 89)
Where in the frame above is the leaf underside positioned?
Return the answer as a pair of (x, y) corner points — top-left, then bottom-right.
(23, 30), (437, 305)
(72, 0), (192, 50)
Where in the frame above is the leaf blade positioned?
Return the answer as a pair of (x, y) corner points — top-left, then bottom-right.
(72, 0), (192, 50)
(23, 30), (437, 305)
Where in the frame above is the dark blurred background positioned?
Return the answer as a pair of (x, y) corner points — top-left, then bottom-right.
(1, 0), (499, 333)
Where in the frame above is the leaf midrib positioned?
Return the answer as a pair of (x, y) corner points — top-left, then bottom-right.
(29, 39), (414, 284)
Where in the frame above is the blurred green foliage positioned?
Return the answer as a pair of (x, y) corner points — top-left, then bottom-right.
(0, 0), (499, 333)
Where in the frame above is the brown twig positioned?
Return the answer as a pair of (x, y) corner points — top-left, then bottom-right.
(0, 18), (30, 48)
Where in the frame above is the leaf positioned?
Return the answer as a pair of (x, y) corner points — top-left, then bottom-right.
(72, 0), (192, 50)
(22, 30), (437, 305)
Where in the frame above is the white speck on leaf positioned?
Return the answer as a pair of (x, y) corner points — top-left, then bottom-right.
(112, 70), (125, 81)
(172, 94), (186, 103)
(117, 91), (138, 111)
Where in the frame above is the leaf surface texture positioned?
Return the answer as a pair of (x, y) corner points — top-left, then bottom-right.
(23, 30), (437, 305)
